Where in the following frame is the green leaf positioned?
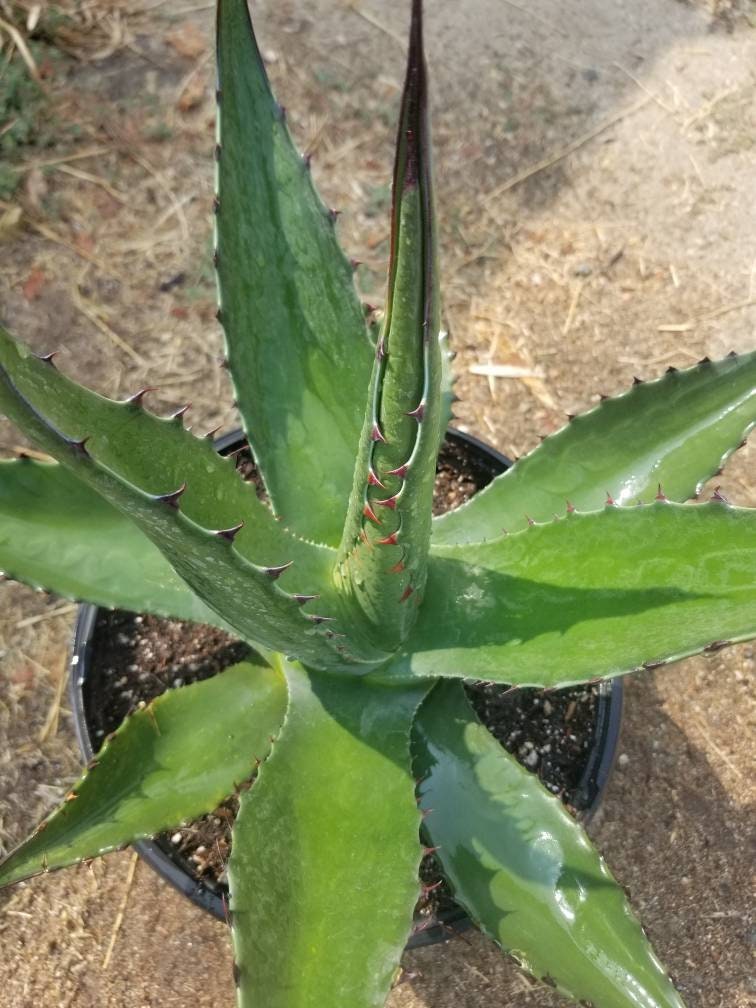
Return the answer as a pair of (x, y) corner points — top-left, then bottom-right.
(0, 354), (375, 669)
(388, 502), (756, 686)
(0, 660), (286, 888)
(335, 1), (442, 653)
(433, 352), (756, 544)
(216, 0), (373, 547)
(228, 658), (430, 1008)
(438, 328), (455, 449)
(413, 681), (686, 1008)
(0, 322), (335, 595)
(0, 458), (222, 624)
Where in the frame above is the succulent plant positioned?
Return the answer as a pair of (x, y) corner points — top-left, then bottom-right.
(0, 1), (754, 1006)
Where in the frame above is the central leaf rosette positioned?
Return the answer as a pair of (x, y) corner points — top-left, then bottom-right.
(335, 9), (444, 654)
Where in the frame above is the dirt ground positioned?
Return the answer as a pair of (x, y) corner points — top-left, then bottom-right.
(0, 0), (754, 1006)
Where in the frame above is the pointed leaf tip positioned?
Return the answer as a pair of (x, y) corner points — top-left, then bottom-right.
(402, 0), (427, 191)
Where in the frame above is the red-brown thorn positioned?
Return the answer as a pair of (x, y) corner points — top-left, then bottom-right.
(155, 482), (187, 508)
(215, 521), (244, 541)
(126, 387), (159, 406)
(386, 463), (409, 479)
(170, 403), (191, 422)
(263, 561), (293, 580)
(363, 503), (382, 526)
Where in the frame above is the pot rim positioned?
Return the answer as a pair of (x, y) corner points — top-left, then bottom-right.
(69, 425), (623, 949)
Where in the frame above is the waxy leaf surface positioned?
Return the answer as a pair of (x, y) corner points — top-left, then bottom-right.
(434, 352), (756, 544)
(0, 323), (337, 599)
(216, 0), (373, 546)
(413, 681), (686, 1008)
(390, 502), (756, 686)
(228, 659), (429, 1008)
(0, 458), (221, 624)
(0, 352), (366, 668)
(0, 660), (286, 888)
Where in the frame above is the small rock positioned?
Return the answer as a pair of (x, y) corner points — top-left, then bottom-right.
(524, 749), (539, 768)
(171, 832), (182, 845)
(618, 753), (630, 769)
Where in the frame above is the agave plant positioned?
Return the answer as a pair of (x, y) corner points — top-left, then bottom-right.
(0, 2), (754, 1006)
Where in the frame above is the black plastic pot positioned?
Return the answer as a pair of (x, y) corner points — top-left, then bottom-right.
(69, 427), (623, 949)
